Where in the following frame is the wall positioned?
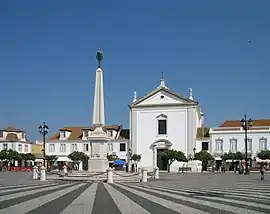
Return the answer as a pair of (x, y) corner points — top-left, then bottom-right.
(132, 105), (189, 168)
(210, 128), (270, 158)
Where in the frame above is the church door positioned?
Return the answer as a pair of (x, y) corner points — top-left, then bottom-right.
(157, 149), (168, 171)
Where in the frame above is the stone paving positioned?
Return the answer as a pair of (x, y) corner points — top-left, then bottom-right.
(0, 172), (269, 213)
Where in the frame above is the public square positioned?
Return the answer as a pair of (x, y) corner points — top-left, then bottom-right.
(0, 172), (269, 214)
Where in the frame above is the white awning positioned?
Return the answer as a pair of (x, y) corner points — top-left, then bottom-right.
(57, 157), (72, 162)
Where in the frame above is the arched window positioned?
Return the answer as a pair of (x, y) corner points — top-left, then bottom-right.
(156, 114), (167, 135)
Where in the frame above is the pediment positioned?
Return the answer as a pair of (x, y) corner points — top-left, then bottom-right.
(131, 88), (197, 107)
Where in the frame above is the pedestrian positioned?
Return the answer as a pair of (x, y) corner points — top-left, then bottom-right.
(260, 163), (265, 180)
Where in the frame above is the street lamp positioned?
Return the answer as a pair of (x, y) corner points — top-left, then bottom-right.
(241, 115), (253, 174)
(193, 147), (196, 160)
(38, 122), (49, 167)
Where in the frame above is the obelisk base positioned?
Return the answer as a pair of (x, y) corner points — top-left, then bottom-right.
(88, 158), (109, 173)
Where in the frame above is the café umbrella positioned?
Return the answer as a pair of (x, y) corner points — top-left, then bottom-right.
(114, 159), (126, 165)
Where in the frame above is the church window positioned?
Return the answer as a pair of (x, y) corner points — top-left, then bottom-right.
(120, 143), (126, 152)
(160, 95), (164, 99)
(202, 142), (209, 151)
(158, 120), (167, 135)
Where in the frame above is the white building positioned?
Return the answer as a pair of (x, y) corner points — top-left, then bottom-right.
(46, 125), (129, 170)
(0, 126), (32, 154)
(129, 78), (205, 171)
(209, 119), (270, 168)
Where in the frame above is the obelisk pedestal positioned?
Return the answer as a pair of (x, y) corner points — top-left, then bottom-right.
(88, 127), (109, 173)
(88, 49), (109, 173)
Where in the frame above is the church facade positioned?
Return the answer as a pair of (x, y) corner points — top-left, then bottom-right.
(129, 79), (205, 171)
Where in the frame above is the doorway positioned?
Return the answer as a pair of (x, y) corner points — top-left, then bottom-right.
(157, 149), (168, 171)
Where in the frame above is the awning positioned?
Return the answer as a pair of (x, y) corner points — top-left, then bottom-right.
(56, 157), (72, 162)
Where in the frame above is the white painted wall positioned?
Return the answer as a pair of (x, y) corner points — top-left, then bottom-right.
(131, 105), (198, 170)
(210, 127), (270, 158)
(0, 142), (32, 154)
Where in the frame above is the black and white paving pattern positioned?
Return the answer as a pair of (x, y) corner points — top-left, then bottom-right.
(0, 179), (269, 214)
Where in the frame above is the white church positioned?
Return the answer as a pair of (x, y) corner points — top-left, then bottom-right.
(129, 78), (205, 171)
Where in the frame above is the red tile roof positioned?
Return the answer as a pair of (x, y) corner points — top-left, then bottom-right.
(219, 119), (270, 127)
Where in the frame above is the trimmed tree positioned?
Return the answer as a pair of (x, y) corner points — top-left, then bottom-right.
(257, 150), (270, 160)
(194, 150), (214, 171)
(68, 151), (89, 170)
(162, 149), (186, 172)
(131, 154), (141, 172)
(222, 152), (245, 161)
(107, 153), (118, 167)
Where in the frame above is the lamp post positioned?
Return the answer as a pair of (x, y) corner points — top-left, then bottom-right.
(241, 115), (253, 175)
(38, 122), (49, 167)
(193, 147), (196, 160)
(128, 148), (132, 172)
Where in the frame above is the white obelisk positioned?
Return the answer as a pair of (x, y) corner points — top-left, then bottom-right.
(88, 49), (110, 172)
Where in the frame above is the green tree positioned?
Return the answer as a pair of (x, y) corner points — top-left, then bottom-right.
(45, 155), (58, 162)
(6, 149), (22, 166)
(131, 154), (141, 171)
(0, 150), (8, 161)
(194, 150), (214, 170)
(68, 152), (89, 170)
(162, 149), (186, 172)
(107, 153), (118, 162)
(222, 152), (245, 161)
(257, 150), (270, 160)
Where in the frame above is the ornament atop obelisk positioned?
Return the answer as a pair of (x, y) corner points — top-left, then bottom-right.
(88, 49), (110, 173)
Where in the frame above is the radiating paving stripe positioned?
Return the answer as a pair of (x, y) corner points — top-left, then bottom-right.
(91, 183), (121, 214)
(26, 183), (90, 214)
(0, 182), (56, 191)
(0, 183), (70, 202)
(148, 184), (270, 201)
(0, 183), (86, 214)
(0, 183), (55, 196)
(124, 183), (266, 214)
(60, 183), (97, 214)
(104, 183), (151, 214)
(114, 183), (209, 214)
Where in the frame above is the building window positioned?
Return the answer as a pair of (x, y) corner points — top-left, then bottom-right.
(18, 144), (22, 152)
(245, 138), (252, 152)
(60, 131), (66, 138)
(120, 143), (126, 152)
(84, 130), (89, 138)
(71, 144), (77, 152)
(60, 144), (66, 152)
(215, 139), (223, 153)
(229, 138), (237, 153)
(202, 142), (209, 151)
(24, 145), (28, 153)
(158, 120), (167, 135)
(108, 143), (113, 152)
(3, 143), (8, 150)
(108, 130), (113, 137)
(49, 144), (55, 152)
(83, 144), (89, 152)
(259, 137), (267, 151)
(0, 131), (3, 137)
(21, 132), (25, 139)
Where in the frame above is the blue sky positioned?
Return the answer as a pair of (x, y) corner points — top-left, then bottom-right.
(0, 0), (269, 141)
